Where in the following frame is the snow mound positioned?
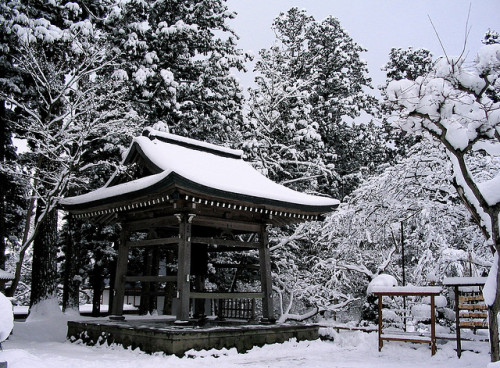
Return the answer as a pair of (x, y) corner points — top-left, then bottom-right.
(411, 304), (431, 321)
(366, 274), (398, 295)
(421, 295), (447, 307)
(27, 298), (63, 322)
(19, 298), (70, 342)
(0, 291), (14, 342)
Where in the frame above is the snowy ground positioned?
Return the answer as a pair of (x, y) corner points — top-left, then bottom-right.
(0, 312), (497, 368)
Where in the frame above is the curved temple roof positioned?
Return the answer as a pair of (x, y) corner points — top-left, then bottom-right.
(60, 129), (339, 217)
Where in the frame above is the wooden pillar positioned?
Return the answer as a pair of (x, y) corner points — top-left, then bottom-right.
(176, 214), (192, 321)
(430, 295), (437, 355)
(455, 285), (462, 358)
(110, 226), (130, 319)
(259, 224), (274, 323)
(377, 294), (383, 351)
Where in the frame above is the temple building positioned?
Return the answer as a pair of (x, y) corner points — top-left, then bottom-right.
(60, 128), (339, 322)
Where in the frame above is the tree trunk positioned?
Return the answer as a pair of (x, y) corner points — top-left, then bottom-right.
(108, 253), (117, 315)
(91, 265), (103, 317)
(149, 246), (160, 313)
(489, 256), (500, 362)
(30, 206), (58, 307)
(162, 250), (175, 315)
(6, 190), (36, 298)
(0, 101), (9, 276)
(62, 217), (81, 312)
(139, 248), (152, 315)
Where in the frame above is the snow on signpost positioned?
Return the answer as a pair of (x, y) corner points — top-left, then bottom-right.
(366, 274), (398, 295)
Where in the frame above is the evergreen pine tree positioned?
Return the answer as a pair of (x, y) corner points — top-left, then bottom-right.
(243, 8), (383, 199)
(482, 29), (500, 45)
(104, 0), (249, 143)
(0, 0), (140, 305)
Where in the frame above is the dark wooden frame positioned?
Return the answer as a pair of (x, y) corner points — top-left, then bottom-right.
(373, 287), (441, 356)
(106, 206), (277, 323)
(443, 277), (488, 358)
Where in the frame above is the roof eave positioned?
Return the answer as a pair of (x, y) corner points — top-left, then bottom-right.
(60, 172), (339, 217)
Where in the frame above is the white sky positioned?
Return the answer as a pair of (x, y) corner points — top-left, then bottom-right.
(226, 0), (500, 92)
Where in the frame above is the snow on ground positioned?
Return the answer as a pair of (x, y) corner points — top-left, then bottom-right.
(0, 315), (494, 368)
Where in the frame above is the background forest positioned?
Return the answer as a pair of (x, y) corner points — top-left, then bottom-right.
(0, 0), (498, 337)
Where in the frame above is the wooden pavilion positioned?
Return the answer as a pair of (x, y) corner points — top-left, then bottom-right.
(60, 128), (339, 324)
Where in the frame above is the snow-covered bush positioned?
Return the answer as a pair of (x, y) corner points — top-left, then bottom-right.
(0, 292), (14, 343)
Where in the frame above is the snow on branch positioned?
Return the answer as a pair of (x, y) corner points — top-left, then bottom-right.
(387, 44), (500, 254)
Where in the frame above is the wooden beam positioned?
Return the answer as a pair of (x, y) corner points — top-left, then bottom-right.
(191, 237), (260, 249)
(126, 215), (179, 231)
(126, 237), (180, 248)
(192, 216), (261, 233)
(189, 292), (264, 299)
(207, 246), (258, 252)
(212, 263), (260, 270)
(124, 275), (177, 283)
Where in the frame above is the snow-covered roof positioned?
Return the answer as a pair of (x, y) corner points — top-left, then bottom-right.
(442, 277), (487, 286)
(371, 286), (442, 295)
(60, 129), (339, 217)
(0, 269), (14, 280)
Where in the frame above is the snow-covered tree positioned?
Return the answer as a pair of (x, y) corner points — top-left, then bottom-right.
(483, 29), (500, 45)
(243, 7), (383, 198)
(104, 0), (249, 144)
(382, 47), (434, 84)
(270, 139), (493, 325)
(308, 141), (493, 325)
(268, 224), (357, 323)
(386, 43), (500, 361)
(0, 0), (140, 305)
(0, 0), (26, 281)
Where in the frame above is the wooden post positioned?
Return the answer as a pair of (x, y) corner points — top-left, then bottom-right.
(176, 214), (192, 321)
(110, 227), (130, 319)
(455, 285), (462, 358)
(259, 224), (274, 323)
(430, 295), (436, 355)
(378, 294), (383, 352)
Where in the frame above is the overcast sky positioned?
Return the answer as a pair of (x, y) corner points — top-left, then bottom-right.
(226, 0), (500, 93)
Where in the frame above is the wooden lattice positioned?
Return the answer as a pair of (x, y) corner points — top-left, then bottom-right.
(216, 298), (255, 320)
(443, 277), (488, 358)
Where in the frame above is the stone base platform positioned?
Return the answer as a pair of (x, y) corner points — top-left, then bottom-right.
(67, 317), (319, 356)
